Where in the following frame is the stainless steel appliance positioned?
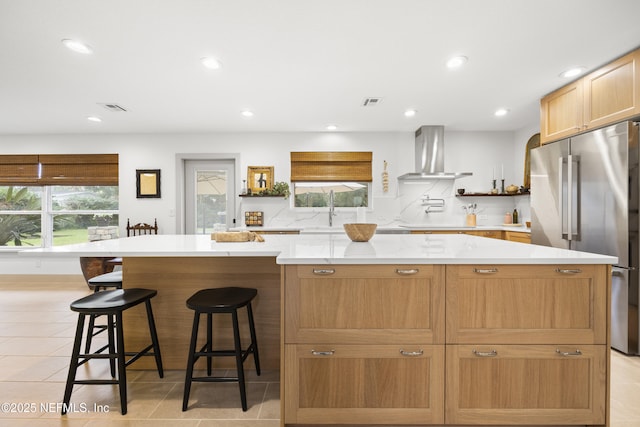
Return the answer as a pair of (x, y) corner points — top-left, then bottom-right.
(531, 121), (639, 354)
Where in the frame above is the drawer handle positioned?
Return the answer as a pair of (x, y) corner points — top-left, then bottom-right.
(555, 268), (582, 274)
(312, 268), (335, 275)
(396, 268), (419, 275)
(400, 349), (424, 356)
(473, 268), (498, 274)
(556, 348), (582, 357)
(472, 349), (497, 357)
(311, 349), (335, 356)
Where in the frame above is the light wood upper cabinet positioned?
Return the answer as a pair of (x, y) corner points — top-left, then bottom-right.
(540, 79), (584, 144)
(584, 49), (640, 129)
(541, 47), (640, 144)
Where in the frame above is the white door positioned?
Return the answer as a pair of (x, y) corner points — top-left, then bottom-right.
(184, 159), (236, 234)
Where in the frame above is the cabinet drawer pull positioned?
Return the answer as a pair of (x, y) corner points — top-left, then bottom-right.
(473, 268), (498, 274)
(556, 348), (582, 357)
(396, 268), (419, 275)
(311, 349), (335, 356)
(555, 268), (582, 274)
(312, 268), (335, 275)
(399, 349), (424, 356)
(472, 349), (497, 357)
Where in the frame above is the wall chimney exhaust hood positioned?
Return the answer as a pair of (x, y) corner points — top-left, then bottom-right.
(397, 125), (472, 181)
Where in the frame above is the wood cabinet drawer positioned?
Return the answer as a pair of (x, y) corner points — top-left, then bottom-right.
(446, 265), (608, 344)
(504, 230), (531, 243)
(284, 344), (444, 424)
(284, 265), (445, 344)
(445, 344), (606, 425)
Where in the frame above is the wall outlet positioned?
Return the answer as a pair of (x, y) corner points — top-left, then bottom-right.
(478, 214), (488, 221)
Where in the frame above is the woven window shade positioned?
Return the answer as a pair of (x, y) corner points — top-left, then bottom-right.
(290, 152), (372, 182)
(39, 154), (119, 185)
(0, 154), (118, 186)
(0, 155), (40, 185)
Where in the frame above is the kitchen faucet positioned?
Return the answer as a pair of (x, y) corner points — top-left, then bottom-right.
(329, 190), (336, 226)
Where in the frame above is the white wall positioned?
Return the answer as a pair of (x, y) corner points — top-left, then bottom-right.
(0, 127), (539, 274)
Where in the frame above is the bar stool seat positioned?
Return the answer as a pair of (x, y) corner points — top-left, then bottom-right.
(62, 288), (163, 415)
(182, 287), (260, 412)
(84, 270), (124, 354)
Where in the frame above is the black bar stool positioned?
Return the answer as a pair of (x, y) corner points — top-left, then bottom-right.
(182, 287), (260, 412)
(62, 288), (164, 415)
(84, 270), (123, 354)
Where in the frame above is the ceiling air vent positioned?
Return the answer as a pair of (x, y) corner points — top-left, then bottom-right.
(99, 103), (127, 112)
(362, 97), (382, 107)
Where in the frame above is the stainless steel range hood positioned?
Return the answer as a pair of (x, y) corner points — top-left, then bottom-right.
(397, 125), (472, 181)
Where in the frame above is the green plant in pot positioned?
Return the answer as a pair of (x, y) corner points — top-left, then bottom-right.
(256, 181), (291, 198)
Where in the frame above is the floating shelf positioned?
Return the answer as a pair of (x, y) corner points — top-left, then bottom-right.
(456, 192), (530, 197)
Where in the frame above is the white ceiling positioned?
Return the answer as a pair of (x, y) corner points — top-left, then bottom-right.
(1, 0), (639, 135)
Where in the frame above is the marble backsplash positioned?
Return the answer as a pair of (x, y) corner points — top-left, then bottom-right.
(238, 180), (530, 229)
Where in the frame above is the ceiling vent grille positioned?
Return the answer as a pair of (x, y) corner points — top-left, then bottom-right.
(99, 103), (127, 112)
(362, 97), (382, 107)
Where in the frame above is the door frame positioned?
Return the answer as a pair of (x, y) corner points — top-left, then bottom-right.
(175, 153), (241, 234)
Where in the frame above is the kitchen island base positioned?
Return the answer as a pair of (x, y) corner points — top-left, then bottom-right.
(121, 256), (280, 370)
(282, 264), (610, 427)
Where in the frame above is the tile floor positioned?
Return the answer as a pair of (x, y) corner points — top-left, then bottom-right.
(0, 278), (279, 427)
(1, 277), (640, 426)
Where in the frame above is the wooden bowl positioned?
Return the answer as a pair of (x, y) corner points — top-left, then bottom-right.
(343, 223), (377, 242)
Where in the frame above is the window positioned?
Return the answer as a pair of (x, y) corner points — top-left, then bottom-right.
(293, 182), (369, 207)
(0, 185), (119, 248)
(0, 154), (119, 249)
(290, 151), (372, 208)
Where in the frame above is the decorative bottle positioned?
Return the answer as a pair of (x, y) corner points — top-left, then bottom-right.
(512, 208), (519, 224)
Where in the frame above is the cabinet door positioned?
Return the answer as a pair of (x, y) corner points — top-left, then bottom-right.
(584, 49), (640, 129)
(445, 344), (606, 425)
(466, 230), (502, 239)
(504, 230), (531, 243)
(284, 265), (445, 344)
(284, 344), (444, 424)
(446, 265), (608, 344)
(540, 80), (584, 144)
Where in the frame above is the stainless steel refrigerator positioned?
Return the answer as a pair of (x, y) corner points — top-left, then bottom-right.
(530, 121), (639, 354)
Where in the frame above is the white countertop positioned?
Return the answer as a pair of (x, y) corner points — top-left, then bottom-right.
(233, 224), (531, 234)
(20, 233), (616, 265)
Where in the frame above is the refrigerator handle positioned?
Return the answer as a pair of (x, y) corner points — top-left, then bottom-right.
(567, 154), (573, 241)
(559, 156), (568, 240)
(570, 154), (580, 241)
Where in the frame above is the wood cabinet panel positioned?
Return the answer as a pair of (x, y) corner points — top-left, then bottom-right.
(284, 344), (444, 424)
(284, 265), (445, 344)
(445, 344), (607, 425)
(584, 49), (640, 129)
(446, 265), (607, 344)
(504, 230), (531, 243)
(465, 230), (502, 239)
(540, 80), (583, 144)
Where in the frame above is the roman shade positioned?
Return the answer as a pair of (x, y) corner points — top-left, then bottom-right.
(0, 155), (40, 184)
(290, 151), (372, 182)
(0, 154), (119, 186)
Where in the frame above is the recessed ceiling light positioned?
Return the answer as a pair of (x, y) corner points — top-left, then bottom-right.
(404, 109), (417, 117)
(62, 39), (93, 54)
(560, 67), (586, 78)
(240, 110), (254, 118)
(446, 55), (468, 69)
(326, 124), (338, 131)
(87, 116), (102, 122)
(201, 57), (223, 70)
(494, 108), (509, 117)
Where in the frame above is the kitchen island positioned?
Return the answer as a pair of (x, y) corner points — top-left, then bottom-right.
(22, 233), (616, 427)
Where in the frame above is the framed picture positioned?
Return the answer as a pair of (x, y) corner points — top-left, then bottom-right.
(247, 166), (273, 194)
(136, 169), (161, 198)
